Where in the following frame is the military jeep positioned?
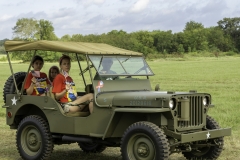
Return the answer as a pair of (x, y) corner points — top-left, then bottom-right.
(2, 40), (231, 160)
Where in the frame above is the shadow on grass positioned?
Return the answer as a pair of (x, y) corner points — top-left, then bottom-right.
(49, 148), (122, 160)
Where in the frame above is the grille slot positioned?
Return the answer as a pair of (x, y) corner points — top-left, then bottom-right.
(178, 96), (203, 127)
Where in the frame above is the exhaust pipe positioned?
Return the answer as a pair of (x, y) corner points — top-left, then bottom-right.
(62, 135), (93, 143)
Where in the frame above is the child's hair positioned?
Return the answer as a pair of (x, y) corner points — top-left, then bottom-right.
(59, 55), (71, 65)
(48, 65), (60, 82)
(31, 55), (44, 66)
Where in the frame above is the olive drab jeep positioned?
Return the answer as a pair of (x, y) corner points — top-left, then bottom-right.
(2, 40), (231, 160)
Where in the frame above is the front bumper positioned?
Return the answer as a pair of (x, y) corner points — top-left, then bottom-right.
(164, 128), (231, 143)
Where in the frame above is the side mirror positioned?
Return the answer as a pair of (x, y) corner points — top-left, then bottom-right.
(155, 84), (160, 91)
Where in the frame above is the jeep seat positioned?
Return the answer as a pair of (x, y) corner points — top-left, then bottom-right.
(48, 86), (55, 98)
(85, 84), (93, 93)
(49, 87), (90, 117)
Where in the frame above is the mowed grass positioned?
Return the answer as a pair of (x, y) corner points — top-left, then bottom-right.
(0, 56), (240, 159)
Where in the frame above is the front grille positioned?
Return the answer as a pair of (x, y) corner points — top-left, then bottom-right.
(178, 96), (203, 127)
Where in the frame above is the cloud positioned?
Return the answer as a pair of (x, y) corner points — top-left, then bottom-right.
(49, 8), (76, 19)
(1, 0), (240, 39)
(0, 15), (13, 22)
(73, 0), (106, 7)
(130, 0), (150, 13)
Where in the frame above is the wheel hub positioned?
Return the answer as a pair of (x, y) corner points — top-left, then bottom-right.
(137, 143), (149, 156)
(21, 126), (42, 155)
(28, 134), (37, 145)
(127, 135), (155, 160)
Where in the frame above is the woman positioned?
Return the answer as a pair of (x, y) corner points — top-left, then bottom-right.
(52, 55), (94, 114)
(48, 65), (60, 84)
(24, 55), (51, 95)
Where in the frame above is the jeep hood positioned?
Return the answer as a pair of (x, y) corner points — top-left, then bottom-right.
(96, 91), (208, 108)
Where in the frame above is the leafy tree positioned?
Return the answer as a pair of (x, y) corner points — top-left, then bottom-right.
(12, 18), (39, 40)
(130, 31), (155, 55)
(183, 21), (204, 32)
(36, 19), (57, 40)
(0, 39), (9, 54)
(177, 44), (185, 54)
(61, 34), (72, 41)
(205, 27), (234, 52)
(132, 31), (154, 48)
(0, 39), (9, 46)
(218, 17), (240, 52)
(13, 18), (57, 41)
(153, 30), (173, 53)
(172, 32), (185, 53)
(0, 46), (5, 54)
(71, 34), (84, 42)
(218, 17), (240, 35)
(184, 21), (204, 32)
(183, 28), (208, 52)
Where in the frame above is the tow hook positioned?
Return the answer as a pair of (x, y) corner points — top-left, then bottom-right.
(186, 145), (192, 152)
(214, 139), (221, 146)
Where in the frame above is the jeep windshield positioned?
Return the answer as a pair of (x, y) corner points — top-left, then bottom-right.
(88, 55), (154, 76)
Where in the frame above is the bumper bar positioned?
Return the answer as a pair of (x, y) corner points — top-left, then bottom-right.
(164, 128), (231, 143)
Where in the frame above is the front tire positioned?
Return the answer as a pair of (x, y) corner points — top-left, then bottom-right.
(16, 115), (53, 160)
(121, 121), (170, 160)
(183, 115), (224, 160)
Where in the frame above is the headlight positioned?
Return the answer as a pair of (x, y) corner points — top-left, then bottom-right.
(169, 99), (176, 109)
(203, 96), (209, 106)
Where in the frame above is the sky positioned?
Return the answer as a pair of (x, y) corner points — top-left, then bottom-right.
(0, 0), (240, 39)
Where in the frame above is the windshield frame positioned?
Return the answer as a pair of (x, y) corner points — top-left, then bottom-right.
(88, 55), (154, 76)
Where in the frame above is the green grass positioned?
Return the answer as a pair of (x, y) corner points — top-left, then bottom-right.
(0, 56), (240, 159)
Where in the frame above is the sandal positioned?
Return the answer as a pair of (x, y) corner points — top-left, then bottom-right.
(62, 99), (93, 113)
(69, 99), (93, 106)
(61, 103), (71, 113)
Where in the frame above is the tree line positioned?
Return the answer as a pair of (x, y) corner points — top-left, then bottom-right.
(1, 17), (240, 60)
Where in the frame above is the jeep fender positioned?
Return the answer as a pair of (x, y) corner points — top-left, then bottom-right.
(102, 108), (170, 139)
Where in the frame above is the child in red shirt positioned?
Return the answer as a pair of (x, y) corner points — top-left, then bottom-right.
(24, 55), (50, 95)
(52, 55), (93, 114)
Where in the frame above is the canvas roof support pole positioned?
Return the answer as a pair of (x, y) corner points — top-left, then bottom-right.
(6, 51), (19, 95)
(86, 54), (93, 83)
(20, 50), (37, 94)
(76, 53), (86, 87)
(97, 55), (103, 72)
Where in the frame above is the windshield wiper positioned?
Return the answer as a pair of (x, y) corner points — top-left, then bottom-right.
(121, 56), (131, 63)
(79, 64), (94, 76)
(134, 65), (147, 75)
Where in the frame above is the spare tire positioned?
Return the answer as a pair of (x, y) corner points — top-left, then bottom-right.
(3, 72), (27, 103)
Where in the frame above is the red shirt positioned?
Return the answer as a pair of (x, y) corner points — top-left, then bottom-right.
(52, 74), (77, 103)
(24, 72), (50, 95)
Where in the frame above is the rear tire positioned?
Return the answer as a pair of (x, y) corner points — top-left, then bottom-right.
(16, 115), (53, 160)
(183, 115), (224, 159)
(121, 121), (170, 160)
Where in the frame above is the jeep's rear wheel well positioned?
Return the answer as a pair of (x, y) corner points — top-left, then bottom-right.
(13, 104), (48, 128)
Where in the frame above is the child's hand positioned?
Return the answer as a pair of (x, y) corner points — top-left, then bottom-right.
(31, 77), (37, 84)
(65, 84), (71, 91)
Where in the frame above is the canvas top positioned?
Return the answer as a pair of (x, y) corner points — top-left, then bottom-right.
(4, 40), (142, 56)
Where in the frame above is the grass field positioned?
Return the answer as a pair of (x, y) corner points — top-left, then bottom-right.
(0, 56), (239, 159)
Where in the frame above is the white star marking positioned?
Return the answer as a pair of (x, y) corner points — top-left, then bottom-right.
(206, 132), (211, 139)
(104, 98), (107, 102)
(11, 96), (17, 105)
